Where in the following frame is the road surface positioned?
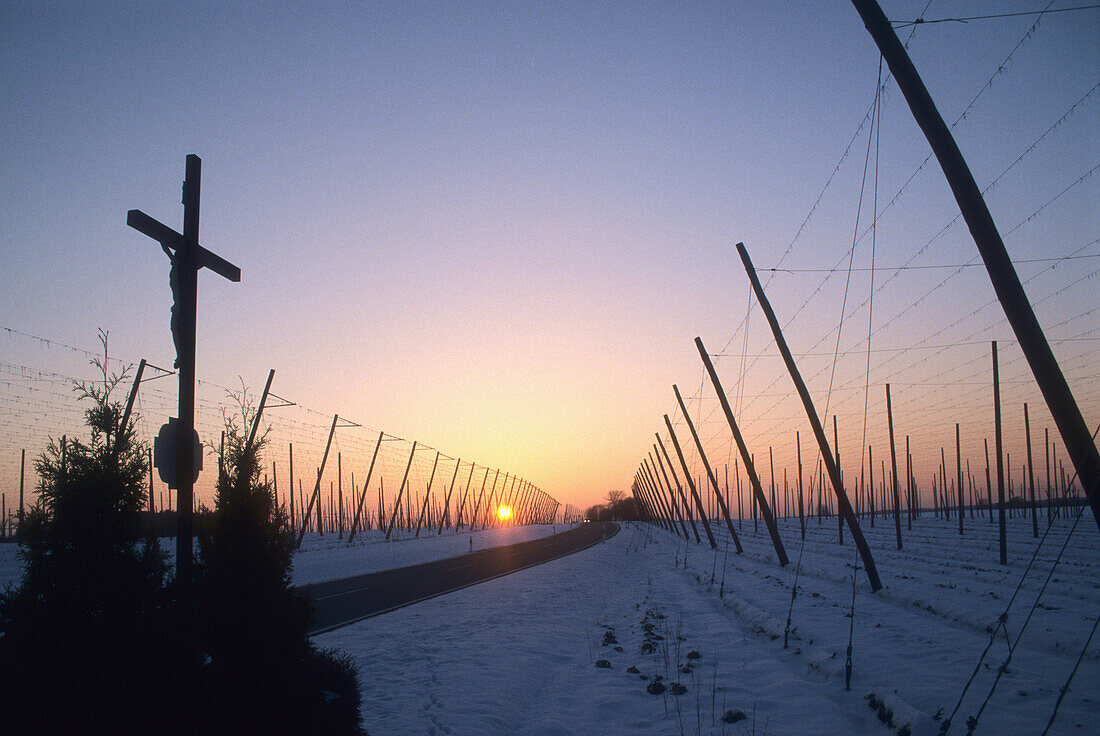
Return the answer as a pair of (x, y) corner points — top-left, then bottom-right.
(302, 522), (619, 634)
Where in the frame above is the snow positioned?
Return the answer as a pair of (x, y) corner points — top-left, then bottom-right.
(315, 515), (1099, 735)
(3, 515), (1097, 734)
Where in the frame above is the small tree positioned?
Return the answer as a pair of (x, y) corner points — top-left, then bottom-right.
(195, 394), (364, 735)
(0, 332), (171, 733)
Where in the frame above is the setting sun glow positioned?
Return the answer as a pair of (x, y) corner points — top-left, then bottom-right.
(497, 506), (512, 521)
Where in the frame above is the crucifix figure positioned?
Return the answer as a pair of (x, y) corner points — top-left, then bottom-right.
(128, 154), (240, 587)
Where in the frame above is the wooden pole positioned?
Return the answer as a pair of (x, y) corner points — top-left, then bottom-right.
(993, 342), (1007, 565)
(347, 432), (383, 542)
(655, 439), (702, 544)
(672, 384), (744, 554)
(850, 0), (1100, 531)
(1025, 404), (1039, 538)
(384, 441), (418, 540)
(437, 458), (463, 534)
(985, 439), (994, 524)
(956, 424), (965, 535)
(736, 242), (881, 590)
(887, 384), (903, 550)
(414, 451), (441, 537)
(664, 415), (718, 549)
(296, 414), (338, 547)
(695, 338), (786, 562)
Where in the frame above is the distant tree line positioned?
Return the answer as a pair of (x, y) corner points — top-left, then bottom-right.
(585, 490), (639, 522)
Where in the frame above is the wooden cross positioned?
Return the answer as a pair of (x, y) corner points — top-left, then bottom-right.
(128, 154), (240, 586)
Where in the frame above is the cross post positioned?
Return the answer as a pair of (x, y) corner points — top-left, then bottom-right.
(128, 154), (240, 588)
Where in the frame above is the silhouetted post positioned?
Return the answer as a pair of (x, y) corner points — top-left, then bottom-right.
(337, 453), (343, 538)
(1047, 426), (1056, 519)
(1025, 405), (1039, 538)
(887, 384), (903, 550)
(453, 464), (477, 529)
(736, 242), (881, 590)
(866, 443), (874, 528)
(834, 417), (843, 544)
(956, 424), (965, 535)
(993, 342), (1007, 565)
(639, 469), (670, 532)
(470, 469), (498, 531)
(695, 338), (785, 562)
(736, 459), (743, 529)
(984, 439), (993, 524)
(642, 459), (677, 535)
(905, 436), (914, 529)
(296, 428), (339, 543)
(652, 454), (689, 537)
(128, 155), (241, 586)
(673, 384), (744, 554)
(437, 459), (463, 534)
(18, 448), (25, 527)
(414, 451), (440, 537)
(149, 448), (155, 515)
(655, 439), (702, 543)
(384, 441), (418, 540)
(664, 415), (718, 548)
(288, 443), (296, 529)
(346, 432), (383, 542)
(850, 0), (1100, 532)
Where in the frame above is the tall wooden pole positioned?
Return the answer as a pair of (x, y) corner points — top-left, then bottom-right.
(850, 0), (1100, 531)
(384, 441), (418, 540)
(736, 242), (881, 590)
(672, 384), (745, 554)
(347, 432), (383, 542)
(296, 414), (339, 547)
(655, 440), (702, 544)
(695, 338), (787, 562)
(664, 416), (718, 549)
(1024, 405), (1038, 538)
(887, 384), (903, 550)
(993, 342), (1007, 565)
(414, 451), (441, 537)
(650, 452), (689, 538)
(956, 424), (965, 535)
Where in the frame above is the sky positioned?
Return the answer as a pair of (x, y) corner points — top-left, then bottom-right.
(1, 1), (1097, 515)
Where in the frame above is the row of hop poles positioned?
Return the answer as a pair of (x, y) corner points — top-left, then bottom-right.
(632, 244), (1088, 581)
(0, 366), (563, 545)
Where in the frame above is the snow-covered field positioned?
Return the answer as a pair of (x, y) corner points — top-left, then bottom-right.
(315, 514), (1098, 735)
(3, 516), (1096, 734)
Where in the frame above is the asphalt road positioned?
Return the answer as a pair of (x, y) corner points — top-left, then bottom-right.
(302, 522), (620, 635)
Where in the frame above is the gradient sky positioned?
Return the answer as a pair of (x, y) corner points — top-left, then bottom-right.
(2, 1), (1097, 514)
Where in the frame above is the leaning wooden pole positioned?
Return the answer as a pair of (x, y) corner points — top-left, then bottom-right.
(296, 413), (339, 548)
(641, 459), (675, 534)
(851, 0), (1100, 531)
(736, 242), (881, 591)
(649, 453), (691, 539)
(695, 339), (787, 564)
(655, 439), (702, 544)
(384, 441), (418, 540)
(993, 342), (1007, 565)
(414, 451), (441, 537)
(673, 384), (744, 554)
(1024, 405), (1039, 539)
(347, 431), (383, 543)
(247, 368), (276, 446)
(663, 416), (718, 549)
(887, 385), (903, 550)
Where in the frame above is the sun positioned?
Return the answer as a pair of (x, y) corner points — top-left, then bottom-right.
(497, 505), (512, 521)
